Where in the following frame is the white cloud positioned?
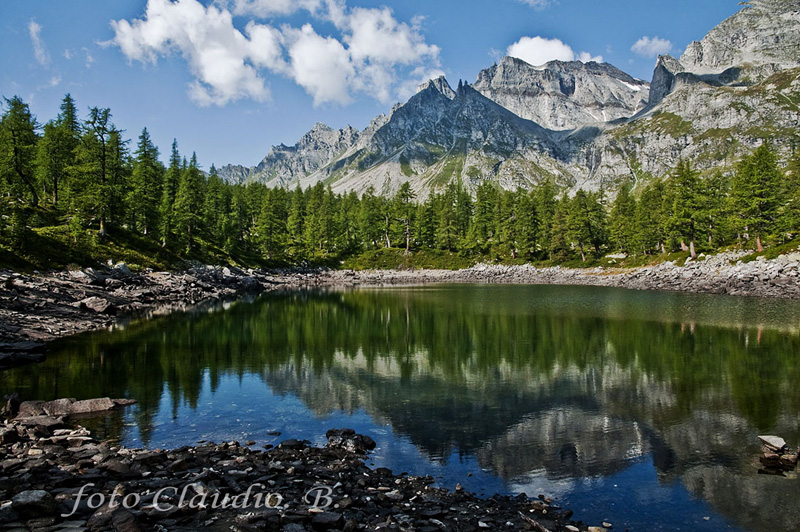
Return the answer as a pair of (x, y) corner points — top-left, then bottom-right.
(518, 0), (552, 9)
(507, 36), (601, 66)
(284, 24), (354, 105)
(228, 0), (322, 17)
(28, 20), (50, 66)
(109, 0), (441, 107)
(109, 0), (273, 106)
(631, 36), (672, 58)
(577, 51), (603, 63)
(83, 48), (96, 69)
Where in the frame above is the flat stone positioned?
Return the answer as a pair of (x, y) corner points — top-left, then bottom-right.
(42, 398), (76, 417)
(758, 435), (788, 452)
(69, 398), (115, 414)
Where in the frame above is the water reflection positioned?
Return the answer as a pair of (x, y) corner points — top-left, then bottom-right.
(2, 284), (800, 531)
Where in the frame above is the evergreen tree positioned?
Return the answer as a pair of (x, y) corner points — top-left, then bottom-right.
(0, 96), (40, 206)
(203, 165), (229, 245)
(256, 187), (288, 260)
(392, 182), (416, 253)
(159, 140), (181, 247)
(287, 185), (306, 255)
(665, 159), (702, 258)
(567, 189), (607, 261)
(609, 181), (637, 254)
(549, 194), (570, 261)
(70, 107), (119, 238)
(434, 188), (458, 251)
(466, 180), (497, 254)
(173, 152), (205, 251)
(533, 179), (558, 256)
(128, 128), (163, 236)
(731, 143), (781, 251)
(36, 120), (73, 207)
(634, 179), (666, 255)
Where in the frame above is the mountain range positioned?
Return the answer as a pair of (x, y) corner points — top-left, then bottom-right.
(218, 0), (800, 197)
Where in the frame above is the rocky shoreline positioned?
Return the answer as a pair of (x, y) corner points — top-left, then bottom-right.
(0, 411), (592, 532)
(2, 250), (799, 368)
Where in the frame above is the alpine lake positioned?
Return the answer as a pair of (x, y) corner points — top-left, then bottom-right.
(3, 283), (800, 532)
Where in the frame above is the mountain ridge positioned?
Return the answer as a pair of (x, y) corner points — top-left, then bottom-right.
(218, 0), (800, 197)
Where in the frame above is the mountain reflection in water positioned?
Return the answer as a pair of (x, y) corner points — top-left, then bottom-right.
(2, 284), (800, 532)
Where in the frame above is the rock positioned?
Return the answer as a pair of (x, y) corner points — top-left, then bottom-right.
(69, 397), (116, 414)
(42, 398), (77, 416)
(279, 439), (310, 450)
(78, 297), (117, 315)
(17, 400), (46, 417)
(311, 511), (343, 527)
(326, 428), (376, 454)
(14, 415), (66, 430)
(112, 263), (133, 278)
(0, 504), (19, 524)
(110, 508), (144, 532)
(11, 490), (57, 518)
(758, 435), (788, 452)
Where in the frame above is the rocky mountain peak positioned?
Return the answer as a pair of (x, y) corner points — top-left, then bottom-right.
(473, 56), (649, 130)
(679, 0), (800, 75)
(418, 76), (456, 100)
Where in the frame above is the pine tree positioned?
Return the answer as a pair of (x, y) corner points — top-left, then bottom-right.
(609, 181), (637, 255)
(567, 189), (607, 261)
(256, 187), (288, 260)
(159, 140), (181, 247)
(465, 180), (497, 254)
(287, 185), (306, 255)
(392, 182), (416, 253)
(634, 179), (666, 255)
(0, 96), (40, 206)
(173, 152), (205, 252)
(533, 179), (558, 257)
(731, 143), (781, 251)
(70, 107), (120, 238)
(128, 128), (164, 236)
(665, 159), (702, 258)
(549, 194), (570, 261)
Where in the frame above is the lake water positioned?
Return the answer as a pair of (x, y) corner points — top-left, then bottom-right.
(3, 284), (800, 531)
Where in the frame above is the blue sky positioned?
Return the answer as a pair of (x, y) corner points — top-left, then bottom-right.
(1, 0), (742, 170)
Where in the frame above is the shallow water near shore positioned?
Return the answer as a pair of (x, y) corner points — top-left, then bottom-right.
(3, 284), (800, 531)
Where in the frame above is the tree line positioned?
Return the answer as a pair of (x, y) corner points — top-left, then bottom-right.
(1, 93), (799, 266)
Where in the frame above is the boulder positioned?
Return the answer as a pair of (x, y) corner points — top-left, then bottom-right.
(11, 490), (57, 518)
(326, 428), (376, 454)
(78, 297), (117, 315)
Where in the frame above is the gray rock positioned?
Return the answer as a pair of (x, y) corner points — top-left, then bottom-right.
(759, 435), (788, 452)
(11, 490), (57, 518)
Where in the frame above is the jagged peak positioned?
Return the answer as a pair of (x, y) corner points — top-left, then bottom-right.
(417, 76), (456, 100)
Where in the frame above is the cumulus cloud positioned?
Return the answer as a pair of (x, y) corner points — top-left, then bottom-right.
(109, 0), (440, 107)
(631, 36), (672, 58)
(507, 36), (601, 67)
(110, 0), (275, 106)
(28, 20), (50, 65)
